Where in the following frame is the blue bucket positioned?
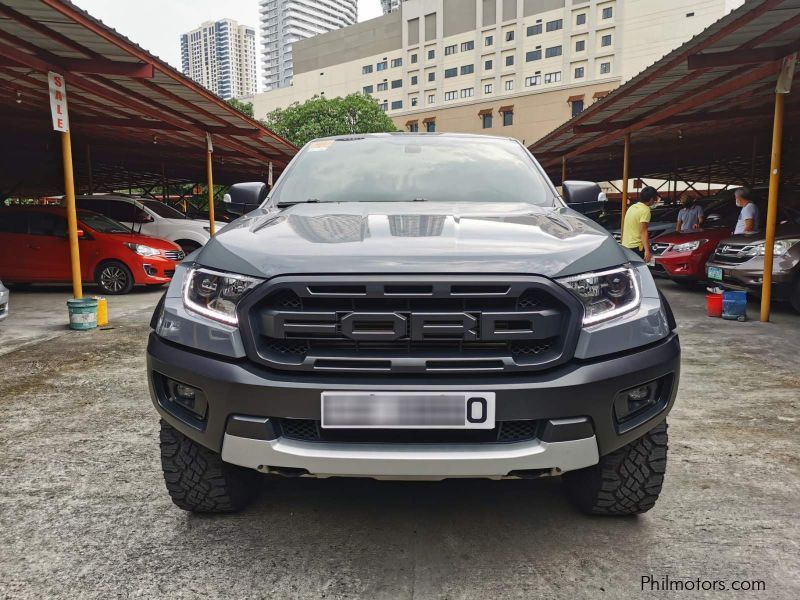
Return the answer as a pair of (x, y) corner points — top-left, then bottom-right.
(722, 290), (747, 321)
(67, 297), (98, 330)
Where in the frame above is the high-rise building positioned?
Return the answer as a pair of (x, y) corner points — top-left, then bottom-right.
(381, 0), (404, 14)
(260, 0), (358, 91)
(252, 0), (744, 143)
(180, 19), (257, 100)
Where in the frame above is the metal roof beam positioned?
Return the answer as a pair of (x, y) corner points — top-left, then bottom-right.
(574, 107), (775, 132)
(688, 42), (800, 69)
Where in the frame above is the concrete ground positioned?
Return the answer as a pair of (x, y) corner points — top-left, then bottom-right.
(0, 282), (798, 599)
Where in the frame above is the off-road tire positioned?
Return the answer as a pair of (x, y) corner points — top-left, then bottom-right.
(159, 420), (259, 513)
(563, 420), (668, 515)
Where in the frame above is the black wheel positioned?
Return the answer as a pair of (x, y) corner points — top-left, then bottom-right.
(95, 261), (134, 295)
(563, 420), (668, 516)
(159, 420), (259, 513)
(177, 240), (201, 254)
(790, 277), (800, 314)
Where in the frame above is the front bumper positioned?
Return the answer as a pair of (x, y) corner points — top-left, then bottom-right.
(705, 255), (799, 298)
(147, 331), (680, 478)
(656, 251), (708, 280)
(131, 256), (178, 285)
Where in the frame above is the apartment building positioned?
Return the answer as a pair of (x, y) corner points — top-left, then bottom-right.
(251, 0), (743, 143)
(180, 19), (257, 100)
(382, 0), (405, 14)
(260, 0), (358, 90)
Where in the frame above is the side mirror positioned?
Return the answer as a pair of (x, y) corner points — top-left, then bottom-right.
(224, 182), (268, 216)
(76, 229), (85, 239)
(562, 180), (606, 216)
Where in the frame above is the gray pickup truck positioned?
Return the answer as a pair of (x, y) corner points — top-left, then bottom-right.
(148, 133), (680, 515)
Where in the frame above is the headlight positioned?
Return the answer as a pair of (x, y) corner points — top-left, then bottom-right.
(183, 267), (262, 326)
(671, 239), (707, 253)
(741, 239), (800, 257)
(557, 265), (641, 326)
(124, 242), (160, 257)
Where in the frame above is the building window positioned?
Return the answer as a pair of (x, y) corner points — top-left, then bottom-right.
(426, 121), (436, 132)
(391, 79), (402, 89)
(445, 44), (457, 55)
(377, 82), (388, 91)
(574, 66), (585, 79)
(460, 87), (474, 98)
(525, 74), (541, 86)
(485, 59), (493, 70)
(428, 94), (435, 104)
(411, 96), (418, 106)
(505, 30), (514, 42)
(461, 41), (474, 52)
(526, 49), (542, 62)
(504, 79), (513, 91)
(545, 45), (562, 58)
(408, 122), (419, 132)
(502, 111), (513, 126)
(600, 61), (611, 74)
(601, 34), (612, 47)
(363, 85), (374, 94)
(484, 83), (493, 94)
(362, 65), (373, 74)
(379, 102), (388, 111)
(505, 55), (514, 67)
(482, 113), (492, 129)
(391, 58), (403, 68)
(444, 67), (457, 78)
(571, 99), (584, 117)
(485, 35), (493, 46)
(544, 71), (561, 83)
(461, 64), (474, 75)
(428, 49), (435, 60)
(428, 71), (436, 81)
(546, 19), (563, 32)
(575, 40), (585, 52)
(377, 61), (387, 71)
(576, 13), (586, 26)
(411, 75), (418, 85)
(602, 6), (613, 19)
(391, 100), (403, 110)
(445, 90), (457, 100)
(527, 24), (542, 36)
(411, 53), (418, 64)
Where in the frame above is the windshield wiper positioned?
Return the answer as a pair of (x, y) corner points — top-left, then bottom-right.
(276, 198), (320, 207)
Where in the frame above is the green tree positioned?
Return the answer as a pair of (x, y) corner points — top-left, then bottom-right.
(264, 93), (398, 147)
(227, 98), (254, 118)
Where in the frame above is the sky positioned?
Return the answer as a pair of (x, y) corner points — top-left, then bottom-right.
(72, 0), (383, 89)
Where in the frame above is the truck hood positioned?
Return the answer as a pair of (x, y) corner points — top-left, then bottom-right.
(720, 222), (800, 245)
(195, 202), (630, 279)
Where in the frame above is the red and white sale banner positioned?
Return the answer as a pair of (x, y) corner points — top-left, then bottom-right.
(48, 71), (70, 132)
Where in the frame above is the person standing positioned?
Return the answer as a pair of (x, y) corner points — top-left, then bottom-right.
(621, 186), (659, 262)
(733, 187), (758, 234)
(676, 194), (704, 232)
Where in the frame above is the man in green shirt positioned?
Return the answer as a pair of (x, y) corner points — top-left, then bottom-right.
(621, 186), (659, 263)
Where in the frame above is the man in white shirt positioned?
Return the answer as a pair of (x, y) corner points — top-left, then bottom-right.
(733, 187), (758, 234)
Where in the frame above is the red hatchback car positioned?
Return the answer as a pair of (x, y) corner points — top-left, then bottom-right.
(0, 206), (184, 294)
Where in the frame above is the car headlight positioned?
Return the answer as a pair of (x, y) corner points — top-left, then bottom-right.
(182, 267), (262, 326)
(124, 242), (160, 257)
(741, 239), (800, 257)
(670, 239), (707, 253)
(557, 265), (641, 325)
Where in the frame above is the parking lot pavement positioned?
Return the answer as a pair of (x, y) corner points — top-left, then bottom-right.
(0, 282), (798, 599)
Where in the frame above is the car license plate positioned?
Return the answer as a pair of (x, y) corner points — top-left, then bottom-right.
(707, 266), (723, 281)
(321, 391), (496, 429)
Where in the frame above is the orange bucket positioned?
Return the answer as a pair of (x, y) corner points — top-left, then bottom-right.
(706, 293), (723, 317)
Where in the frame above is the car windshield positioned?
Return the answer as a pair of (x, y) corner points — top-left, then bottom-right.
(139, 199), (186, 219)
(271, 135), (553, 206)
(78, 210), (131, 233)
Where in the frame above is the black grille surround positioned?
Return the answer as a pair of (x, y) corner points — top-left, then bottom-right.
(238, 275), (583, 375)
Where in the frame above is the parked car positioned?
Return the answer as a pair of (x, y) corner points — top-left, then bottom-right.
(0, 279), (8, 321)
(74, 195), (225, 254)
(605, 205), (682, 242)
(148, 133), (680, 516)
(0, 206), (185, 295)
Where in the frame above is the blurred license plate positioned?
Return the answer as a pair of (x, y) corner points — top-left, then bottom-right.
(321, 392), (496, 429)
(708, 266), (723, 280)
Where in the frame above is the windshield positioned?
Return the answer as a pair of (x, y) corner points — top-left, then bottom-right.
(139, 199), (186, 219)
(272, 135), (553, 206)
(78, 210), (131, 234)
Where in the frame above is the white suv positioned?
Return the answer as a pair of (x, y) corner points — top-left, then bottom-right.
(75, 195), (225, 254)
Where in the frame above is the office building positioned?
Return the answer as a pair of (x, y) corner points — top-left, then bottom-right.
(382, 0), (404, 14)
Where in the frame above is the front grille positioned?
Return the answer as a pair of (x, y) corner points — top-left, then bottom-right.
(238, 276), (581, 374)
(650, 242), (672, 256)
(278, 418), (541, 444)
(164, 250), (186, 261)
(713, 243), (757, 264)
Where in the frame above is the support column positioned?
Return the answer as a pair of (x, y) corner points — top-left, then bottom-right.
(61, 131), (82, 299)
(206, 146), (216, 236)
(760, 92), (785, 322)
(620, 133), (631, 236)
(561, 156), (567, 185)
(86, 144), (93, 195)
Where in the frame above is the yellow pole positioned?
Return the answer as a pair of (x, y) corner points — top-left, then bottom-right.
(61, 131), (83, 299)
(760, 92), (785, 322)
(561, 156), (567, 184)
(620, 133), (631, 237)
(206, 149), (215, 236)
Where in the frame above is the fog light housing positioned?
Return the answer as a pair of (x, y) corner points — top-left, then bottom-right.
(143, 264), (157, 277)
(155, 374), (208, 423)
(613, 378), (669, 430)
